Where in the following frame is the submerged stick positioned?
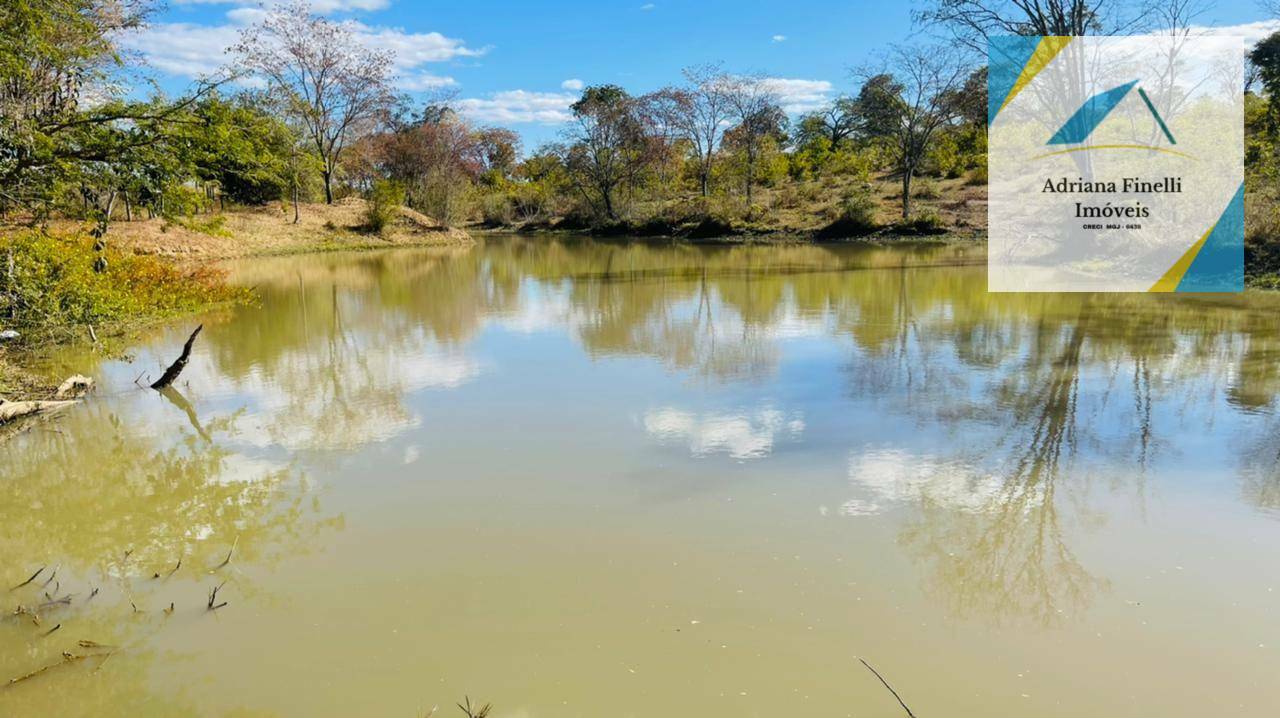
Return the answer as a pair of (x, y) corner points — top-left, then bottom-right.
(859, 658), (918, 718)
(11, 565), (45, 590)
(214, 536), (239, 570)
(5, 653), (91, 687)
(150, 325), (203, 390)
(206, 581), (226, 610)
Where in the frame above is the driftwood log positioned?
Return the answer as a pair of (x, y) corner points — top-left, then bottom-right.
(0, 399), (77, 424)
(0, 375), (93, 426)
(151, 325), (202, 390)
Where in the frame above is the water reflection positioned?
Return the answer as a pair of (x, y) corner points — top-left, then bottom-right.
(206, 236), (1280, 629)
(0, 396), (334, 715)
(3, 235), (1280, 714)
(643, 406), (805, 459)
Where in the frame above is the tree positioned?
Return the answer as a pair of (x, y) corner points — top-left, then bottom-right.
(360, 107), (485, 226)
(234, 0), (395, 204)
(798, 96), (860, 151)
(721, 76), (786, 203)
(0, 0), (203, 215)
(663, 64), (733, 197)
(1251, 31), (1280, 148)
(914, 0), (1158, 52)
(858, 45), (970, 220)
(559, 85), (650, 220)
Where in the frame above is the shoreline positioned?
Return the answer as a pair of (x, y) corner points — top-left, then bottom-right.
(0, 198), (474, 405)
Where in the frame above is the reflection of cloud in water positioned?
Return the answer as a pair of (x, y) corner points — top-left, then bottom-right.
(221, 345), (479, 451)
(843, 448), (1008, 516)
(643, 407), (804, 459)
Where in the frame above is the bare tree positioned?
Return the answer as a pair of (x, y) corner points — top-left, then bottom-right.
(233, 0), (394, 204)
(914, 0), (1160, 53)
(663, 64), (733, 197)
(858, 45), (971, 220)
(721, 75), (785, 204)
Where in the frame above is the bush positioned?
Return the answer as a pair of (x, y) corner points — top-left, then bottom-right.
(364, 180), (405, 234)
(900, 209), (946, 235)
(480, 192), (516, 226)
(815, 186), (880, 239)
(966, 164), (988, 186)
(0, 230), (246, 329)
(839, 187), (879, 229)
(912, 179), (941, 199)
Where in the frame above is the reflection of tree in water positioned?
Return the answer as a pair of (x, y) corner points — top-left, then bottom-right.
(899, 313), (1107, 625)
(0, 400), (335, 712)
(836, 274), (1280, 623)
(207, 249), (497, 450)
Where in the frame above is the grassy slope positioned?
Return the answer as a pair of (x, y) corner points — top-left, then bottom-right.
(62, 198), (473, 260)
(490, 171), (989, 241)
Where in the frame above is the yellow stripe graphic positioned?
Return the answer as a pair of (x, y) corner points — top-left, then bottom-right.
(997, 36), (1073, 117)
(1149, 224), (1216, 292)
(1032, 144), (1198, 161)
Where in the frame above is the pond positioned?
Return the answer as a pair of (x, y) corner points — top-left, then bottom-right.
(2, 235), (1279, 717)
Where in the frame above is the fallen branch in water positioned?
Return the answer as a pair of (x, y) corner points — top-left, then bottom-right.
(5, 652), (92, 687)
(0, 399), (77, 425)
(11, 565), (45, 590)
(150, 325), (203, 390)
(207, 581), (226, 610)
(456, 696), (491, 718)
(860, 658), (918, 718)
(214, 536), (239, 570)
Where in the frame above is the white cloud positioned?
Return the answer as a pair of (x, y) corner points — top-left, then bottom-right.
(1187, 19), (1280, 47)
(398, 72), (457, 91)
(640, 3), (656, 10)
(643, 407), (804, 460)
(174, 0), (391, 13)
(456, 90), (578, 124)
(124, 22), (242, 77)
(561, 78), (584, 91)
(122, 11), (482, 92)
(759, 77), (833, 114)
(772, 34), (787, 43)
(843, 448), (1007, 516)
(353, 22), (485, 69)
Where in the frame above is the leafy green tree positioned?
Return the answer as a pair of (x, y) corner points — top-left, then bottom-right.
(560, 85), (651, 220)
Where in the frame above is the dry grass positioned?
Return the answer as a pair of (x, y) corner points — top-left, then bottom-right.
(28, 198), (472, 261)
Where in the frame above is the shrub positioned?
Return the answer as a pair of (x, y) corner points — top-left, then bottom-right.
(364, 180), (405, 234)
(900, 209), (946, 234)
(966, 164), (988, 186)
(0, 230), (246, 329)
(480, 192), (516, 226)
(815, 186), (880, 239)
(912, 179), (941, 199)
(839, 187), (879, 230)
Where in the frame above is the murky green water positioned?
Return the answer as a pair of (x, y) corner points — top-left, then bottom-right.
(3, 236), (1280, 717)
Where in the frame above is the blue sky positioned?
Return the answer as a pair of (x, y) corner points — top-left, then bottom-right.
(129, 0), (1277, 149)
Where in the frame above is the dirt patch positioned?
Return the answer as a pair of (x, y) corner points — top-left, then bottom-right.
(33, 199), (472, 260)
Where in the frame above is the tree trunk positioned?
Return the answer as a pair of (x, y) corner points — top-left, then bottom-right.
(123, 193), (132, 221)
(602, 186), (615, 220)
(104, 191), (117, 221)
(292, 183), (300, 224)
(322, 170), (334, 204)
(901, 169), (912, 220)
